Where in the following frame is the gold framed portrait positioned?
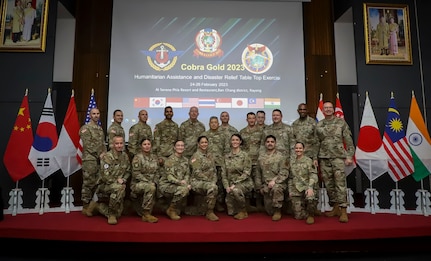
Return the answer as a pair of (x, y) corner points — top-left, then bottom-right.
(0, 0), (49, 52)
(363, 3), (412, 65)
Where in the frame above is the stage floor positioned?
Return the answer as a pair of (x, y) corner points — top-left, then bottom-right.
(1, 210), (430, 245)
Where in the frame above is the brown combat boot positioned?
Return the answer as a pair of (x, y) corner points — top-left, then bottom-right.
(339, 207), (349, 223)
(142, 210), (158, 223)
(272, 209), (282, 221)
(325, 203), (341, 217)
(166, 204), (181, 220)
(85, 201), (98, 217)
(306, 216), (315, 224)
(108, 215), (118, 225)
(246, 198), (258, 213)
(233, 209), (248, 220)
(205, 210), (219, 221)
(81, 203), (89, 216)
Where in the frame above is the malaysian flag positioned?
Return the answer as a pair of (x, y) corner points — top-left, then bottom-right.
(383, 93), (413, 181)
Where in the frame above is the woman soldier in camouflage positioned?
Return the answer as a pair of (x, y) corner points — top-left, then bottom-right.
(222, 133), (254, 220)
(130, 137), (161, 223)
(288, 142), (319, 224)
(189, 135), (220, 221)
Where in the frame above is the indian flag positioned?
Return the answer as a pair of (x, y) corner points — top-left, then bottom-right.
(264, 98), (280, 108)
(406, 93), (431, 181)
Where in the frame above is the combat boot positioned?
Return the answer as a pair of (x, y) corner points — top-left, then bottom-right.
(81, 203), (89, 216)
(272, 209), (282, 221)
(306, 216), (315, 224)
(256, 195), (264, 212)
(142, 210), (158, 223)
(166, 203), (181, 220)
(205, 210), (219, 221)
(85, 201), (98, 217)
(216, 202), (225, 212)
(325, 203), (341, 217)
(339, 207), (349, 223)
(233, 209), (248, 220)
(108, 215), (117, 225)
(246, 198), (258, 213)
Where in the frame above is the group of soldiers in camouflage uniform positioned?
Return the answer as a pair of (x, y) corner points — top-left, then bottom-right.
(78, 100), (355, 225)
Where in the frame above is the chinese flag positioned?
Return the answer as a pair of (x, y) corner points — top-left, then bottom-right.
(3, 90), (35, 182)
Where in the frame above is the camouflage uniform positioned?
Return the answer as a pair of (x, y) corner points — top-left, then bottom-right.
(261, 122), (294, 160)
(256, 150), (289, 215)
(179, 119), (205, 159)
(107, 122), (125, 150)
(130, 152), (161, 216)
(223, 150), (254, 215)
(291, 116), (318, 161)
(158, 153), (190, 210)
(153, 119), (179, 162)
(288, 156), (318, 219)
(128, 122), (153, 158)
(79, 123), (106, 206)
(316, 116), (355, 208)
(201, 128), (229, 205)
(220, 124), (238, 140)
(189, 150), (218, 215)
(96, 150), (131, 218)
(240, 125), (263, 189)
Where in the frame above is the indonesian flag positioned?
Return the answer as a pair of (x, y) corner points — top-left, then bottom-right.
(28, 89), (61, 180)
(53, 91), (82, 177)
(335, 92), (356, 175)
(316, 93), (324, 122)
(3, 89), (35, 182)
(355, 92), (388, 181)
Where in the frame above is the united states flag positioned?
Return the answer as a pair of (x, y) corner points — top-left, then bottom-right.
(78, 89), (100, 164)
(382, 93), (413, 181)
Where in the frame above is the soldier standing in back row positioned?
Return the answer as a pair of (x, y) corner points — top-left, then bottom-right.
(79, 108), (106, 216)
(260, 109), (293, 159)
(240, 112), (264, 212)
(179, 106), (205, 159)
(153, 106), (179, 166)
(316, 101), (355, 223)
(128, 109), (153, 159)
(219, 111), (239, 138)
(107, 109), (125, 150)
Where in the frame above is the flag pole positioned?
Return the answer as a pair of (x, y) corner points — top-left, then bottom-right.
(368, 160), (375, 214)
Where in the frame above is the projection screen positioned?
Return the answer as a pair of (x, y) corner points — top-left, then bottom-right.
(109, 0), (306, 140)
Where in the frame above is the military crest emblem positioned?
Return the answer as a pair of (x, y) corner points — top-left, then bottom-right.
(141, 43), (184, 71)
(193, 28), (223, 58)
(241, 43), (273, 74)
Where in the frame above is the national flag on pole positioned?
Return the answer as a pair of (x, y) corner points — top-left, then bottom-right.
(335, 92), (356, 175)
(406, 92), (431, 181)
(382, 93), (413, 181)
(355, 92), (388, 181)
(84, 89), (101, 125)
(53, 90), (82, 177)
(28, 88), (61, 180)
(335, 93), (344, 119)
(316, 93), (324, 122)
(3, 89), (35, 182)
